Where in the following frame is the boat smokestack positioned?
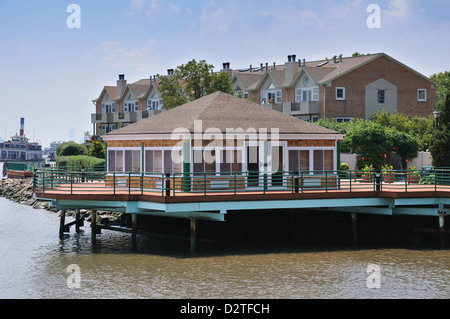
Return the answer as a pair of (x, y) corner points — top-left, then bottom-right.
(20, 118), (24, 137)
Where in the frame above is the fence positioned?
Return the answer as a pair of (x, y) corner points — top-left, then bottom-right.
(33, 167), (450, 197)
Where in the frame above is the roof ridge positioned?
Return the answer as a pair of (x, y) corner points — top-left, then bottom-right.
(186, 91), (222, 132)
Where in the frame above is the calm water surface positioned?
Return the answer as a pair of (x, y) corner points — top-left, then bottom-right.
(1, 197), (449, 299)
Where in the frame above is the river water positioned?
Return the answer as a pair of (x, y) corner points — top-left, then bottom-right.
(1, 197), (449, 300)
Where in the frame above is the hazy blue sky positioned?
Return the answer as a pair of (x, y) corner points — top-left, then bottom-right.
(0, 0), (449, 147)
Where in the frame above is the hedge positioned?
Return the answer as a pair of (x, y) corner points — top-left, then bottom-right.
(56, 155), (105, 171)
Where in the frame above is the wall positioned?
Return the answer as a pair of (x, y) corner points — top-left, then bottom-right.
(325, 55), (436, 120)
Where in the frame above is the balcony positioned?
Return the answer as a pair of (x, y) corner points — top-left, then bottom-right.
(283, 101), (319, 116)
(92, 110), (164, 125)
(91, 113), (114, 124)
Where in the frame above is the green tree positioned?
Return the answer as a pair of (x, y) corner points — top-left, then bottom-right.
(88, 141), (105, 159)
(157, 59), (233, 109)
(430, 94), (450, 167)
(430, 71), (450, 111)
(56, 141), (88, 157)
(371, 108), (434, 151)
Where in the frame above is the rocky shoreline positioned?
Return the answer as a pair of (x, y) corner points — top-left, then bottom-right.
(0, 177), (123, 224)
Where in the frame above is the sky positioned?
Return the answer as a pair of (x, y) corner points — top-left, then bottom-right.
(0, 0), (449, 148)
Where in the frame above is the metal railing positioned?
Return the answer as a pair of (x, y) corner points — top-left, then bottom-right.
(33, 168), (450, 197)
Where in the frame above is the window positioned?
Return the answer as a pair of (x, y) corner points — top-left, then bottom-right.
(336, 87), (345, 100)
(124, 101), (138, 112)
(125, 150), (141, 172)
(261, 90), (282, 104)
(193, 149), (216, 173)
(295, 87), (319, 103)
(288, 150), (310, 173)
(107, 150), (124, 172)
(145, 149), (181, 174)
(313, 150), (333, 172)
(336, 117), (352, 123)
(418, 89), (427, 102)
(377, 90), (385, 104)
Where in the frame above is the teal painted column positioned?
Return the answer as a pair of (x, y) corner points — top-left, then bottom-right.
(183, 141), (191, 192)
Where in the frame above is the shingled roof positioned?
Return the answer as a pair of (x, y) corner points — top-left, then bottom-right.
(106, 91), (339, 136)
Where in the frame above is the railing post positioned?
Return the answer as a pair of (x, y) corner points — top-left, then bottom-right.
(234, 172), (237, 195)
(165, 173), (171, 197)
(113, 172), (116, 195)
(349, 170), (352, 192)
(294, 171), (299, 193)
(375, 172), (381, 191)
(141, 172), (144, 195)
(70, 173), (73, 194)
(204, 173), (207, 196)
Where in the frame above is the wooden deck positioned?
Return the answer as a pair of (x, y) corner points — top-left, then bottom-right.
(34, 179), (450, 204)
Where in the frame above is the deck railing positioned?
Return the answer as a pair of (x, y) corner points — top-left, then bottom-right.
(33, 168), (450, 196)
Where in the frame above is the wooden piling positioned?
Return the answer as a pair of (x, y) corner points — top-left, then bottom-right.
(91, 210), (97, 245)
(439, 214), (446, 249)
(132, 214), (138, 250)
(75, 209), (81, 233)
(351, 213), (358, 246)
(59, 210), (66, 238)
(190, 218), (196, 253)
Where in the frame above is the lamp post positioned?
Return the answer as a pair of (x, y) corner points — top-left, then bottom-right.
(433, 109), (441, 128)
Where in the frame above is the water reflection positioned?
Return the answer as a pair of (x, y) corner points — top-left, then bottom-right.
(1, 197), (449, 299)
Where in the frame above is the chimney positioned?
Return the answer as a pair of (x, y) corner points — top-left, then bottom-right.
(221, 62), (232, 75)
(250, 65), (252, 72)
(117, 74), (127, 98)
(266, 63), (269, 72)
(150, 76), (153, 84)
(273, 62), (276, 70)
(285, 54), (298, 85)
(303, 59), (306, 66)
(339, 54), (343, 63)
(260, 63), (264, 71)
(20, 118), (24, 137)
(298, 59), (302, 67)
(333, 55), (337, 63)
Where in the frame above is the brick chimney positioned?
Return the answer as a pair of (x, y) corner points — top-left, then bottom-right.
(285, 54), (298, 85)
(117, 74), (127, 98)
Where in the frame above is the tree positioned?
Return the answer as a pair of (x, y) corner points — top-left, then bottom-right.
(88, 141), (105, 159)
(56, 141), (88, 157)
(430, 94), (450, 167)
(157, 59), (233, 109)
(371, 108), (434, 152)
(430, 71), (450, 111)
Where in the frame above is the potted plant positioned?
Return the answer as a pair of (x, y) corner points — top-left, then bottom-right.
(361, 164), (373, 183)
(382, 164), (394, 184)
(407, 166), (420, 184)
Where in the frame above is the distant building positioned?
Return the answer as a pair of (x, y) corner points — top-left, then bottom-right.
(91, 53), (436, 135)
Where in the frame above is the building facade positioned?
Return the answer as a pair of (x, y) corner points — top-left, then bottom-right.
(102, 92), (344, 191)
(92, 53), (436, 135)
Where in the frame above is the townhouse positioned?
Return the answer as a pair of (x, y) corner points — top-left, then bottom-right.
(91, 53), (436, 135)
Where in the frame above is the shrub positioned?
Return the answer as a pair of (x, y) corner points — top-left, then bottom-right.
(56, 155), (105, 171)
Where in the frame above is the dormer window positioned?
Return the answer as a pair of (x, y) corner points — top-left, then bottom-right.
(148, 93), (163, 111)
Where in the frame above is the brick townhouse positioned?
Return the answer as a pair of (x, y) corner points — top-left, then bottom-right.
(91, 52), (436, 135)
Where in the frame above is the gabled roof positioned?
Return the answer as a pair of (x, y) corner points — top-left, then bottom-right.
(233, 73), (264, 90)
(93, 86), (118, 103)
(105, 91), (340, 136)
